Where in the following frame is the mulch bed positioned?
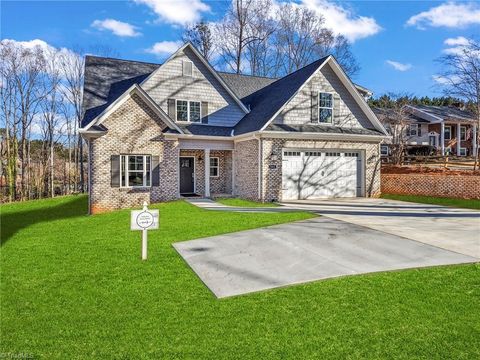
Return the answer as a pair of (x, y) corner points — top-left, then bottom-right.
(382, 165), (480, 176)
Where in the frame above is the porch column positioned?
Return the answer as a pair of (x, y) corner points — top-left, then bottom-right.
(204, 149), (210, 197)
(441, 122), (445, 155)
(473, 124), (478, 156)
(457, 123), (461, 156)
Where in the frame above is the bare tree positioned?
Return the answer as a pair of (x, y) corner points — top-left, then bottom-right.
(215, 0), (264, 74)
(375, 94), (413, 165)
(183, 21), (215, 62)
(436, 37), (480, 169)
(59, 49), (85, 192)
(316, 35), (360, 78)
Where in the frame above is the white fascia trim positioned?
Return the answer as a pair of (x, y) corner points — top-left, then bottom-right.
(327, 57), (389, 136)
(164, 133), (233, 141)
(78, 129), (107, 140)
(259, 131), (389, 142)
(80, 84), (183, 134)
(140, 42), (250, 114)
(133, 85), (183, 133)
(259, 56), (331, 132)
(81, 84), (135, 131)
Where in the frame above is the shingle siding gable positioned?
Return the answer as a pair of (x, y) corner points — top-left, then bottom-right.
(274, 63), (374, 130)
(141, 47), (245, 127)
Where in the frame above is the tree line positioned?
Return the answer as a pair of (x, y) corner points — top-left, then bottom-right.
(183, 0), (360, 78)
(0, 40), (117, 202)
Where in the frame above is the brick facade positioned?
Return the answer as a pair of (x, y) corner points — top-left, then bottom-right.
(89, 94), (179, 214)
(382, 173), (480, 199)
(260, 138), (381, 202)
(179, 149), (232, 196)
(233, 139), (259, 200)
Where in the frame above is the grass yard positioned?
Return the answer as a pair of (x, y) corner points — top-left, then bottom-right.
(381, 193), (480, 210)
(214, 197), (279, 207)
(1, 196), (479, 359)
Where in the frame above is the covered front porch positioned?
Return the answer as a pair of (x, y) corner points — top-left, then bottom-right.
(178, 145), (233, 198)
(437, 121), (478, 156)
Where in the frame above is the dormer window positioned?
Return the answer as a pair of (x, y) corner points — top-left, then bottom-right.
(318, 92), (333, 123)
(182, 60), (193, 77)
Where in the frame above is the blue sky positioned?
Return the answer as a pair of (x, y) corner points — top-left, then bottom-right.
(2, 0), (479, 97)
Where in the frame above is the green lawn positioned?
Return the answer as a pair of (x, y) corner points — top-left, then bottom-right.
(1, 196), (479, 359)
(215, 197), (279, 207)
(381, 194), (480, 210)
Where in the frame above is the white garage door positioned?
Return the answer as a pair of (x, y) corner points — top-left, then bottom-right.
(282, 150), (362, 200)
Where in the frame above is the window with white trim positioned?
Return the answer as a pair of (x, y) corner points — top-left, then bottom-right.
(176, 100), (201, 122)
(210, 157), (219, 177)
(120, 155), (151, 187)
(318, 92), (333, 123)
(444, 125), (452, 140)
(460, 126), (466, 141)
(460, 147), (467, 156)
(408, 124), (418, 136)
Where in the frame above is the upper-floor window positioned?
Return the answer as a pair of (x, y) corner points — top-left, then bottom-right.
(176, 100), (201, 122)
(444, 125), (452, 140)
(460, 126), (466, 141)
(120, 155), (151, 188)
(408, 124), (418, 136)
(318, 92), (333, 123)
(182, 60), (193, 77)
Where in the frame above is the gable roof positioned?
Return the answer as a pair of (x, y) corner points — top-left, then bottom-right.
(81, 56), (159, 128)
(218, 72), (277, 99)
(139, 42), (250, 114)
(408, 105), (475, 122)
(233, 57), (330, 135)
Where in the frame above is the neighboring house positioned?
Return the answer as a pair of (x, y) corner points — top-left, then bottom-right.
(79, 42), (388, 213)
(375, 105), (478, 157)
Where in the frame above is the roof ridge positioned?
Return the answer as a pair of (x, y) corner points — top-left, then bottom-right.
(85, 55), (160, 66)
(218, 71), (278, 80)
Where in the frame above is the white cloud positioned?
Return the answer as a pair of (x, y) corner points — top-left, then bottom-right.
(301, 0), (382, 42)
(406, 2), (480, 29)
(386, 60), (412, 72)
(134, 0), (210, 26)
(91, 19), (141, 37)
(444, 36), (469, 46)
(145, 40), (183, 56)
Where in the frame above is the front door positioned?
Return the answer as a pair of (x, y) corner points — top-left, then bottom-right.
(180, 157), (195, 194)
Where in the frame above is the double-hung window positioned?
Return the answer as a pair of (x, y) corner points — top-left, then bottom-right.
(444, 125), (452, 140)
(408, 124), (418, 136)
(210, 157), (219, 177)
(460, 126), (466, 141)
(318, 92), (333, 123)
(120, 155), (151, 187)
(176, 100), (201, 122)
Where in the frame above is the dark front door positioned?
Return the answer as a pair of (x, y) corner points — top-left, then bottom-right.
(180, 157), (194, 194)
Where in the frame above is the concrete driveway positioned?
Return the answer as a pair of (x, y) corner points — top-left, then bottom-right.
(174, 213), (478, 298)
(282, 198), (480, 258)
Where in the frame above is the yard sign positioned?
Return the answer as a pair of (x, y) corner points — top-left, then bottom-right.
(131, 202), (159, 260)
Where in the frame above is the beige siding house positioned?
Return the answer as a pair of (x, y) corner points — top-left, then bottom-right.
(80, 43), (388, 213)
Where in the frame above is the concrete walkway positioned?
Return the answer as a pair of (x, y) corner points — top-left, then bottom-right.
(186, 198), (295, 213)
(174, 216), (478, 298)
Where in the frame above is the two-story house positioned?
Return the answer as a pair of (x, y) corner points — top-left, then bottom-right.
(375, 105), (478, 157)
(79, 42), (388, 213)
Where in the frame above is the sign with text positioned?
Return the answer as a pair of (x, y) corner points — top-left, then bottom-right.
(131, 209), (159, 230)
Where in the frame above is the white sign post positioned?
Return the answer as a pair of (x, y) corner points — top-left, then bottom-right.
(131, 202), (159, 260)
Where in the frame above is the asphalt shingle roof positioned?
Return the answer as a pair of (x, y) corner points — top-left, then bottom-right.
(372, 108), (430, 123)
(265, 123), (383, 136)
(233, 56), (330, 135)
(410, 105), (475, 121)
(81, 54), (376, 137)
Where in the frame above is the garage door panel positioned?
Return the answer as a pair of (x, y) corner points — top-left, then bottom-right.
(282, 150), (361, 200)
